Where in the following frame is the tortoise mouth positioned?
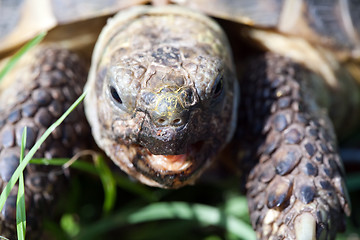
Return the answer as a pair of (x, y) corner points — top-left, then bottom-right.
(131, 140), (208, 188)
(146, 140), (205, 171)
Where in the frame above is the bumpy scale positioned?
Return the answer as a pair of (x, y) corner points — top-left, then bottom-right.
(237, 54), (351, 239)
(0, 5), (354, 240)
(0, 48), (91, 238)
(84, 6), (238, 188)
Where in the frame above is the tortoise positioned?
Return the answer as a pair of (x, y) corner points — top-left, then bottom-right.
(0, 0), (360, 239)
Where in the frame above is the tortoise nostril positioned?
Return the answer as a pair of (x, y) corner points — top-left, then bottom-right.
(153, 116), (186, 127)
(172, 118), (182, 125)
(157, 118), (166, 125)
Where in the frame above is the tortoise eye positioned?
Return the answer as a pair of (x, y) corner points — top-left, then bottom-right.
(212, 75), (223, 98)
(110, 86), (122, 104)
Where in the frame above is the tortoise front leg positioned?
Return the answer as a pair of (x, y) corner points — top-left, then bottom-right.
(0, 47), (91, 238)
(238, 53), (351, 239)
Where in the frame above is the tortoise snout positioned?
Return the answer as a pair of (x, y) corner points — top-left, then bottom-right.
(153, 111), (189, 127)
(150, 94), (190, 127)
(143, 87), (196, 128)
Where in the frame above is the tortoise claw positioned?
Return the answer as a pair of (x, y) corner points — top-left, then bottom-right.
(294, 212), (316, 240)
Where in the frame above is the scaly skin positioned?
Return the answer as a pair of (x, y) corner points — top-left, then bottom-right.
(0, 5), (356, 240)
(0, 48), (90, 238)
(85, 6), (238, 188)
(237, 54), (351, 239)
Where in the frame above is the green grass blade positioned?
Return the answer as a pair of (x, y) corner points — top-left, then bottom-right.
(93, 155), (116, 215)
(127, 202), (255, 239)
(75, 202), (256, 240)
(60, 214), (80, 237)
(224, 196), (250, 219)
(16, 127), (27, 240)
(0, 32), (47, 82)
(30, 158), (158, 202)
(0, 89), (87, 213)
(30, 158), (99, 175)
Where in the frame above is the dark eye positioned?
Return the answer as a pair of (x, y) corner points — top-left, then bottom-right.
(110, 86), (122, 104)
(212, 76), (223, 98)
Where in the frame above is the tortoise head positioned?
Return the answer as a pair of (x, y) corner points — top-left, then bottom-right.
(85, 6), (239, 188)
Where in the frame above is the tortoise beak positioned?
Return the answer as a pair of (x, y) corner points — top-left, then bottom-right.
(138, 86), (198, 155)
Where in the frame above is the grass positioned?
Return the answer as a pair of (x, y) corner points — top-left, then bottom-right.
(0, 32), (46, 81)
(0, 91), (87, 215)
(16, 127), (27, 240)
(0, 33), (359, 240)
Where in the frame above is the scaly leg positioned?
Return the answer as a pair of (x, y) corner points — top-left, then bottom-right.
(238, 53), (351, 239)
(0, 47), (91, 238)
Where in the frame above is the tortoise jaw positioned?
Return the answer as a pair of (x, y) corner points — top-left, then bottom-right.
(131, 140), (209, 188)
(144, 140), (205, 171)
(147, 153), (191, 171)
(138, 120), (194, 155)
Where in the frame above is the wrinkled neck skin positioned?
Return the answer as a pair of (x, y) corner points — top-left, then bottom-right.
(85, 6), (238, 188)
